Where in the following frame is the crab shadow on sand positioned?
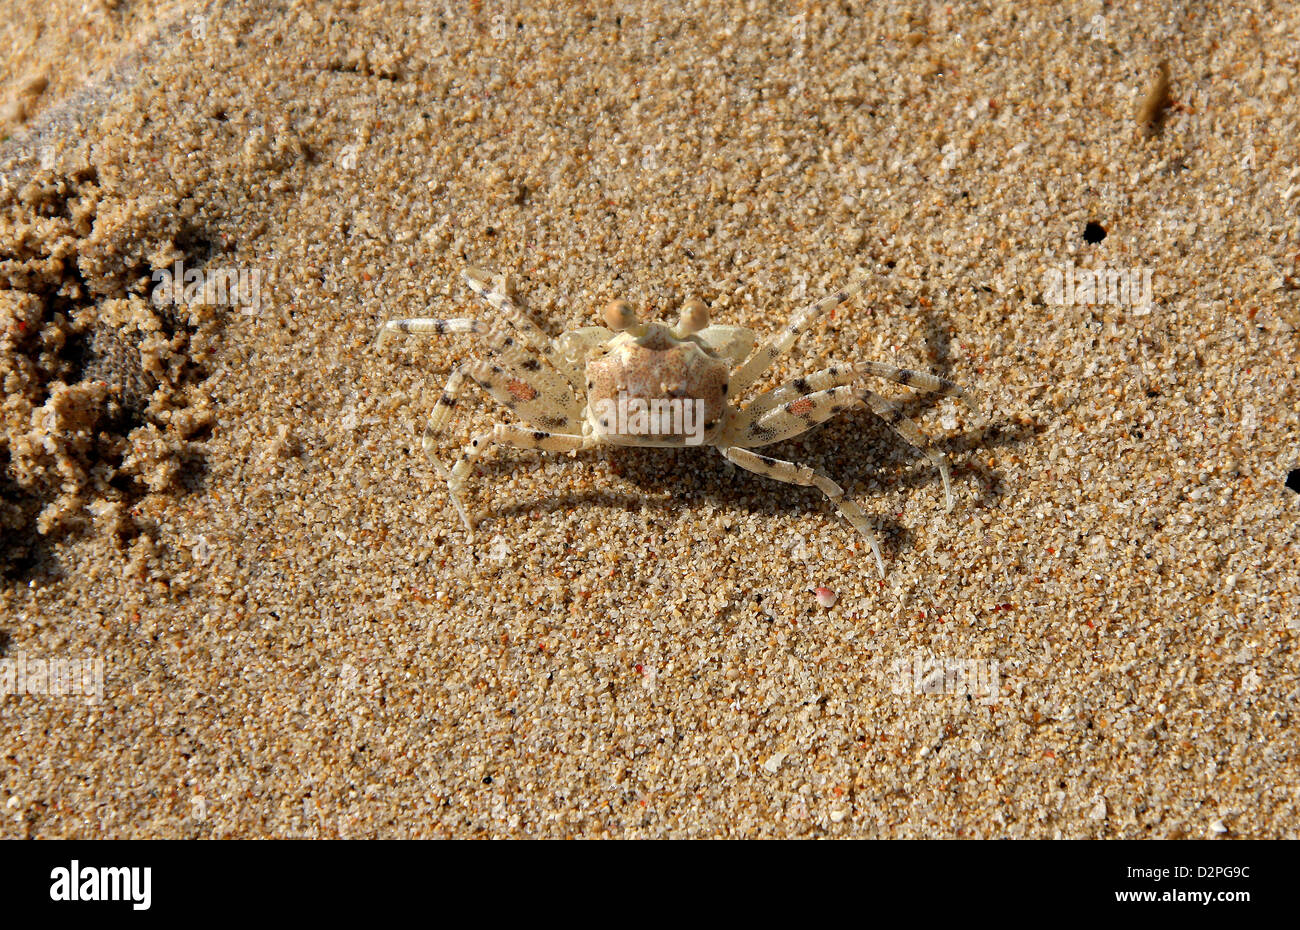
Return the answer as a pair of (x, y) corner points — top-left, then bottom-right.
(479, 411), (1036, 561)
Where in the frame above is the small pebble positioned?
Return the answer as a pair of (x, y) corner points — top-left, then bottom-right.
(813, 586), (838, 608)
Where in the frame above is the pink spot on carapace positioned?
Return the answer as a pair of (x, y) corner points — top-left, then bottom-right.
(506, 379), (538, 402)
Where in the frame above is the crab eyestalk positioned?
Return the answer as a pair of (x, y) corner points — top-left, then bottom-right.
(603, 298), (639, 332)
(675, 297), (709, 336)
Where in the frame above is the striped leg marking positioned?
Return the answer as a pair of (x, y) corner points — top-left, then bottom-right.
(374, 317), (486, 348)
(462, 269), (580, 385)
(423, 365), (472, 465)
(445, 425), (595, 532)
(729, 277), (871, 396)
(722, 446), (886, 578)
(857, 361), (968, 401)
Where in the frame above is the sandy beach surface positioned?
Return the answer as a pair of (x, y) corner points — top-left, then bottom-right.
(1, 0), (1296, 837)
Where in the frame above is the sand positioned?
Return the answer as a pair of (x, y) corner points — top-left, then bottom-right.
(0, 0), (1296, 838)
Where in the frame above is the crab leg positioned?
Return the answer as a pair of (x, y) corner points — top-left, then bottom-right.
(733, 382), (955, 511)
(422, 358), (581, 465)
(423, 366), (472, 454)
(730, 384), (860, 446)
(726, 356), (962, 510)
(721, 446), (886, 578)
(444, 425), (596, 531)
(738, 362), (965, 427)
(374, 317), (486, 347)
(731, 364), (859, 427)
(462, 269), (584, 390)
(857, 361), (967, 400)
(729, 277), (870, 396)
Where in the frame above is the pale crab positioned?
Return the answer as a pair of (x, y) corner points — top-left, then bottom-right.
(376, 268), (968, 576)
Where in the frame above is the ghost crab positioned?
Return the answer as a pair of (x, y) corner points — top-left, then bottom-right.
(376, 268), (969, 576)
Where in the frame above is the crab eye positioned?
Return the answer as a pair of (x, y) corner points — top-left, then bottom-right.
(677, 298), (709, 335)
(604, 299), (638, 331)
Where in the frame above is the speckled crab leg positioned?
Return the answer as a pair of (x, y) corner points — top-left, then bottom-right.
(739, 362), (966, 427)
(462, 268), (584, 391)
(729, 366), (961, 512)
(408, 310), (579, 460)
(721, 446), (886, 577)
(374, 317), (486, 347)
(730, 383), (861, 447)
(856, 361), (968, 400)
(729, 277), (871, 396)
(733, 385), (953, 510)
(445, 425), (596, 531)
(730, 363), (860, 429)
(422, 358), (580, 467)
